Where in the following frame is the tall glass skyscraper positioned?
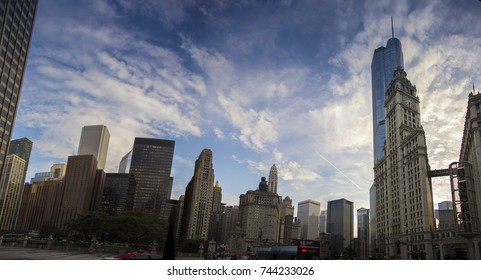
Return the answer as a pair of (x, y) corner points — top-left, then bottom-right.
(0, 0), (38, 182)
(371, 28), (404, 164)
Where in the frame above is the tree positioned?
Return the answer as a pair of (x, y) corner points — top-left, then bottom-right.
(67, 212), (110, 243)
(66, 211), (168, 248)
(38, 224), (67, 239)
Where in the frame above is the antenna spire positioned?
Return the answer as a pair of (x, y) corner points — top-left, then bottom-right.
(391, 16), (394, 38)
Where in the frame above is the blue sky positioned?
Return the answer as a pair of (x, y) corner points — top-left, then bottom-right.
(12, 0), (481, 214)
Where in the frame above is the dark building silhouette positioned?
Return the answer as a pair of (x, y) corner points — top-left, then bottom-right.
(100, 173), (129, 215)
(327, 198), (354, 257)
(124, 138), (175, 216)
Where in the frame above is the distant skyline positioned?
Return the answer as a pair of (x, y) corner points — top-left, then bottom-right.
(11, 0), (481, 212)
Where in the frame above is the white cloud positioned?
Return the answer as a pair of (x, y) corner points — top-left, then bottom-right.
(213, 128), (225, 140)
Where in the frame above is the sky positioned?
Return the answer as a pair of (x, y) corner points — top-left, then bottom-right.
(11, 0), (481, 216)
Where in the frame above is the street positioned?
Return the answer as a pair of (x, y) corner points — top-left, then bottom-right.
(0, 246), (108, 260)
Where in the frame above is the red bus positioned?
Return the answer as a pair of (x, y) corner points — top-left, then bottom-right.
(290, 239), (320, 260)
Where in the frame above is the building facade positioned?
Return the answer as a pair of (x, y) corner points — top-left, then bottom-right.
(29, 163), (66, 183)
(297, 199), (320, 240)
(370, 27), (404, 258)
(8, 137), (32, 182)
(459, 91), (481, 227)
(280, 196), (294, 244)
(221, 205), (239, 244)
(118, 150), (132, 173)
(373, 68), (435, 259)
(100, 173), (129, 216)
(0, 154), (25, 230)
(357, 207), (370, 259)
(16, 179), (65, 231)
(57, 155), (105, 228)
(319, 210), (327, 234)
(208, 180), (223, 242)
(0, 0), (38, 183)
(124, 138), (175, 214)
(180, 149), (215, 240)
(239, 177), (281, 247)
(371, 28), (404, 164)
(327, 198), (354, 256)
(268, 164), (278, 194)
(77, 125), (110, 170)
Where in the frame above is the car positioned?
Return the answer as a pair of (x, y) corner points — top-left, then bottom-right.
(104, 250), (163, 260)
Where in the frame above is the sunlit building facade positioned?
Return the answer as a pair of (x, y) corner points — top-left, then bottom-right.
(373, 68), (435, 259)
(77, 125), (110, 170)
(268, 164), (278, 194)
(0, 154), (25, 230)
(297, 199), (320, 240)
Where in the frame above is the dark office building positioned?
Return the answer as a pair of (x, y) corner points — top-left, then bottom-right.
(124, 138), (175, 215)
(0, 0), (38, 183)
(100, 173), (129, 215)
(327, 198), (354, 257)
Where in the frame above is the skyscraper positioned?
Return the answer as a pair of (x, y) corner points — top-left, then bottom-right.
(8, 137), (32, 182)
(0, 137), (32, 230)
(124, 138), (175, 215)
(77, 125), (110, 170)
(100, 173), (129, 216)
(458, 91), (481, 228)
(0, 154), (25, 230)
(373, 68), (435, 259)
(57, 155), (105, 228)
(327, 198), (354, 256)
(0, 0), (38, 183)
(181, 149), (215, 240)
(238, 177), (281, 247)
(118, 150), (132, 173)
(297, 199), (320, 240)
(319, 210), (327, 233)
(370, 19), (404, 259)
(357, 207), (369, 259)
(208, 180), (223, 242)
(268, 164), (278, 194)
(371, 20), (404, 164)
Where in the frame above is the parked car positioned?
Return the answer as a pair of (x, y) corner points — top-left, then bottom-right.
(104, 250), (162, 260)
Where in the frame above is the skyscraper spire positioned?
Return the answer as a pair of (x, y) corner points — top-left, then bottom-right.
(391, 16), (394, 38)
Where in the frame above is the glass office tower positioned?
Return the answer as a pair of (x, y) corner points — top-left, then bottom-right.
(371, 35), (404, 164)
(0, 0), (38, 182)
(125, 138), (175, 214)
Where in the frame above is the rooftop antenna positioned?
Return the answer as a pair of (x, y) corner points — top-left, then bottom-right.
(391, 16), (394, 38)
